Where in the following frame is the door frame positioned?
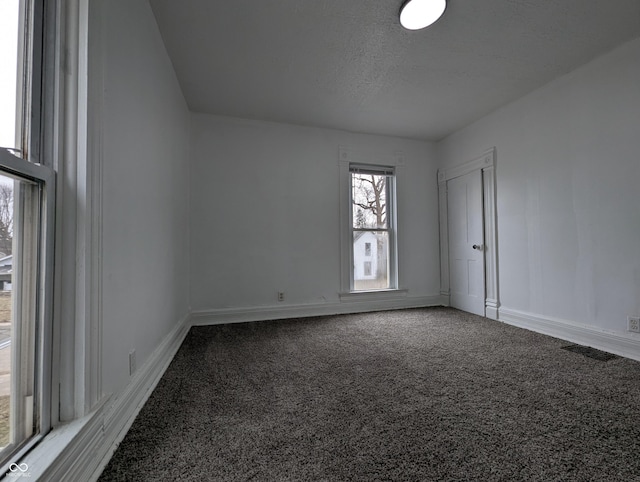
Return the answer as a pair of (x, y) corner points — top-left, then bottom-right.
(438, 147), (499, 319)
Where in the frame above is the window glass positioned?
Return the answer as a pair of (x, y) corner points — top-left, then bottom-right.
(352, 173), (387, 229)
(353, 231), (390, 290)
(0, 171), (41, 457)
(0, 0), (21, 152)
(350, 168), (396, 291)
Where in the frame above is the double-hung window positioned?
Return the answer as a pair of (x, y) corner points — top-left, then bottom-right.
(349, 164), (397, 291)
(0, 0), (55, 471)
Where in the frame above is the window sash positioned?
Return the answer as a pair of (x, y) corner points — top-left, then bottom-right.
(349, 164), (395, 177)
(13, 0), (46, 164)
(353, 228), (390, 232)
(0, 148), (55, 471)
(0, 0), (54, 463)
(349, 167), (397, 291)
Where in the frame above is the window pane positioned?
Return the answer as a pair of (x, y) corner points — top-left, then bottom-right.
(0, 0), (21, 151)
(0, 176), (14, 449)
(353, 231), (389, 290)
(352, 173), (387, 229)
(0, 171), (39, 457)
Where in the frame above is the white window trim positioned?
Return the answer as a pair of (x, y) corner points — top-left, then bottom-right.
(338, 146), (404, 298)
(52, 0), (104, 422)
(10, 0), (105, 475)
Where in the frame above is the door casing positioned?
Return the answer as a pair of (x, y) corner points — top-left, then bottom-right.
(438, 148), (499, 320)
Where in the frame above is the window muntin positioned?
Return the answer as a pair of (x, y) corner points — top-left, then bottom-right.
(350, 166), (396, 291)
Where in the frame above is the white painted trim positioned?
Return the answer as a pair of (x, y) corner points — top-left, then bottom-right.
(437, 148), (499, 319)
(191, 296), (442, 326)
(482, 162), (499, 320)
(485, 299), (499, 321)
(86, 0), (106, 413)
(52, 0), (105, 423)
(338, 146), (404, 293)
(18, 313), (192, 481)
(438, 149), (494, 183)
(54, 0), (103, 423)
(499, 307), (640, 362)
(339, 289), (408, 302)
(73, 0), (95, 418)
(437, 180), (449, 299)
(17, 398), (108, 482)
(338, 153), (351, 292)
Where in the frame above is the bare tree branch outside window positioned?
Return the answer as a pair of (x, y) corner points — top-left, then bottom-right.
(352, 174), (386, 229)
(0, 185), (12, 257)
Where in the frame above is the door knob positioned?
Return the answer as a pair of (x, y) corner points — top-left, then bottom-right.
(472, 244), (483, 250)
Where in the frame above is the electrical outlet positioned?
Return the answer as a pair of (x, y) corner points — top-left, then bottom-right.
(277, 291), (285, 302)
(129, 350), (137, 375)
(628, 316), (640, 333)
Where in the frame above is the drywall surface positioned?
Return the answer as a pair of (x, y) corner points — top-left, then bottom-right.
(149, 0), (640, 141)
(100, 0), (190, 395)
(190, 115), (440, 312)
(438, 37), (640, 336)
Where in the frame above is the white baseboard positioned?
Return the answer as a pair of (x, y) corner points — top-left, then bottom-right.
(485, 298), (499, 321)
(499, 307), (640, 362)
(88, 312), (191, 480)
(88, 313), (191, 481)
(191, 295), (443, 326)
(20, 312), (192, 482)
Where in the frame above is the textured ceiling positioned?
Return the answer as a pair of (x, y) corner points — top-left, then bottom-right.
(149, 0), (640, 141)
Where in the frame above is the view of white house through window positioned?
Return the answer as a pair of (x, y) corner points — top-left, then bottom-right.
(351, 168), (396, 291)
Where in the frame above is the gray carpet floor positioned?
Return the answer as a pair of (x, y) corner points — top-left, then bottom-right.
(98, 307), (640, 481)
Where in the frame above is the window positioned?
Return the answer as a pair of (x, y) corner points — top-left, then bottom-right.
(350, 165), (396, 291)
(0, 0), (55, 471)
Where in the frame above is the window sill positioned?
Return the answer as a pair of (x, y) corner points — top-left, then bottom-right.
(339, 289), (408, 302)
(9, 396), (109, 481)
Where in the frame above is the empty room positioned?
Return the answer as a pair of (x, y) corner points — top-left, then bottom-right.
(0, 0), (639, 480)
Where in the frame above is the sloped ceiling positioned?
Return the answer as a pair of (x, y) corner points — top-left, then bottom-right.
(149, 0), (640, 141)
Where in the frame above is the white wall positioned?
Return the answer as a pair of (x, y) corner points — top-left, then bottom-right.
(190, 114), (440, 313)
(438, 38), (640, 338)
(100, 0), (190, 396)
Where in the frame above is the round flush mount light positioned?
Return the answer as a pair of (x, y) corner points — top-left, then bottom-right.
(399, 0), (447, 30)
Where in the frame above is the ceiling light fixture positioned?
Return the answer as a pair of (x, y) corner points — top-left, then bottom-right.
(399, 0), (446, 30)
